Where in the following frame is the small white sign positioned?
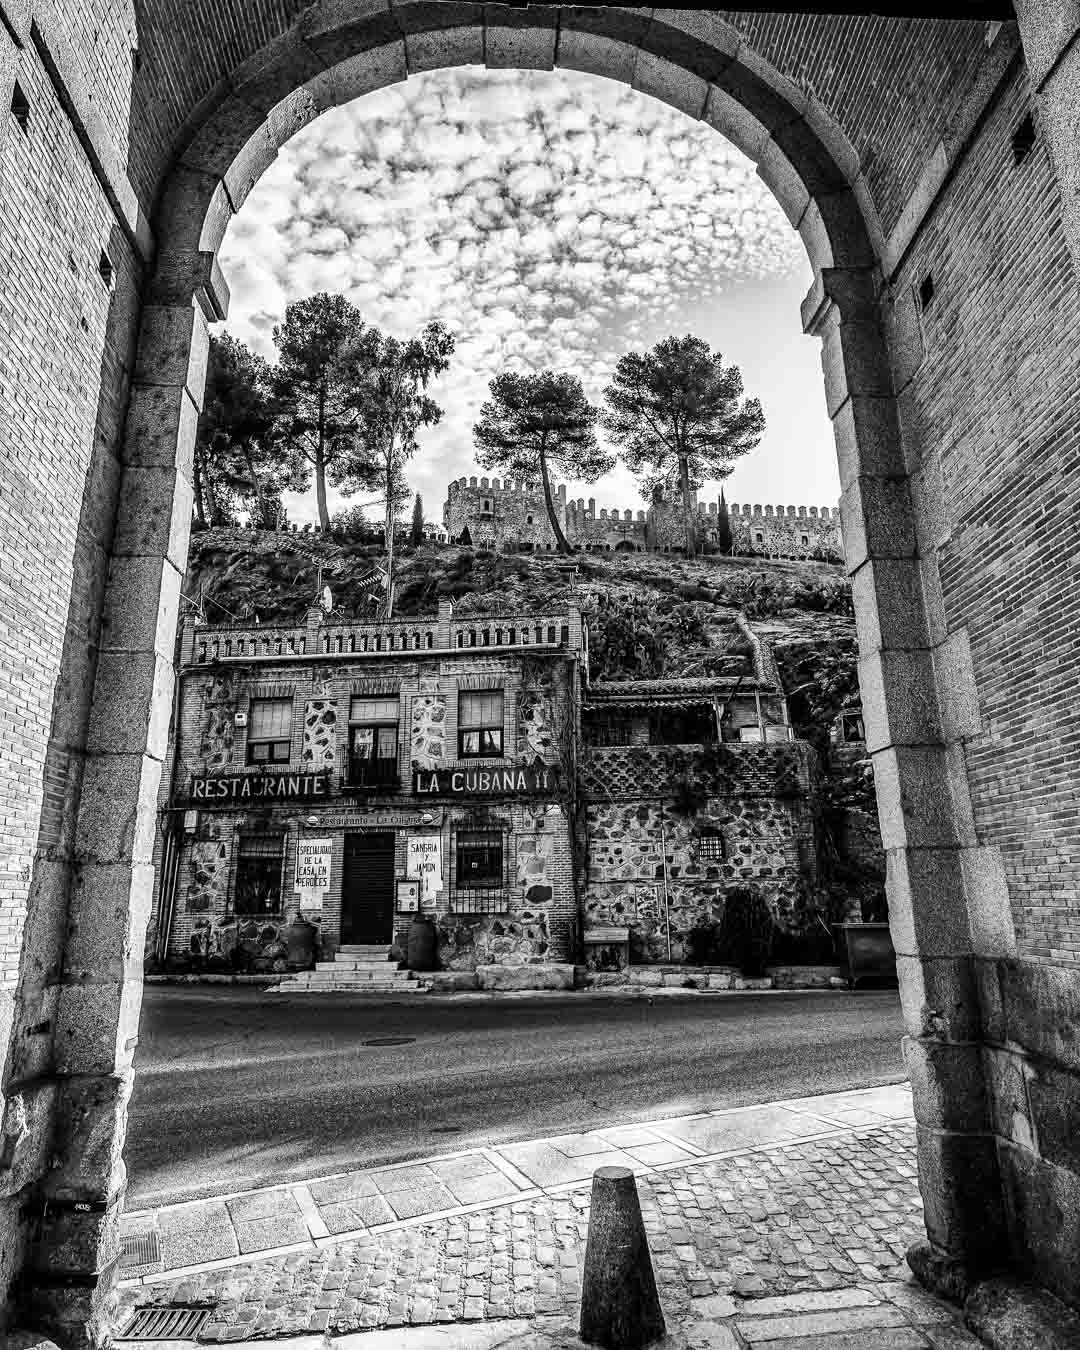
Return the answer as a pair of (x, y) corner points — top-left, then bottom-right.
(406, 834), (443, 909)
(295, 837), (332, 912)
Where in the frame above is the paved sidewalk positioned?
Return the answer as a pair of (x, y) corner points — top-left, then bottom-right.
(116, 1084), (981, 1347)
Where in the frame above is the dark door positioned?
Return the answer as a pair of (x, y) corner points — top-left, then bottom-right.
(341, 833), (396, 943)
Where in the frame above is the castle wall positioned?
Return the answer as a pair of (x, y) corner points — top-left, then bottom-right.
(445, 477), (562, 550)
(446, 480), (843, 560)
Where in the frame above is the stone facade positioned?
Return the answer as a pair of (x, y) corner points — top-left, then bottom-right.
(4, 3), (1080, 1343)
(445, 475), (842, 560)
(153, 602), (583, 972)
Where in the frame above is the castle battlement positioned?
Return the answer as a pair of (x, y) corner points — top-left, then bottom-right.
(444, 474), (843, 560)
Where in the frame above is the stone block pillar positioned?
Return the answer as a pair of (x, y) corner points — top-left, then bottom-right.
(805, 265), (1008, 1277)
(1014, 1), (1080, 266)
(20, 302), (205, 1349)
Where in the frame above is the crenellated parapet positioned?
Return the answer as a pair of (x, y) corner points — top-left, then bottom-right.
(444, 476), (843, 560)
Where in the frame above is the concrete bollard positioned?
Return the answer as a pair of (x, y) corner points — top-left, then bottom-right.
(580, 1166), (666, 1349)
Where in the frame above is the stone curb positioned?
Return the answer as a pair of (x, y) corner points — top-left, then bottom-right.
(119, 1083), (914, 1289)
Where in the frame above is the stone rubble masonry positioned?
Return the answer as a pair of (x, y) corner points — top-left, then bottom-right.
(3, 0), (1080, 1343)
(150, 647), (578, 971)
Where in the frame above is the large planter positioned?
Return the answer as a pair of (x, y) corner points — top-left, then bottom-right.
(284, 915), (317, 969)
(837, 922), (897, 989)
(406, 916), (438, 972)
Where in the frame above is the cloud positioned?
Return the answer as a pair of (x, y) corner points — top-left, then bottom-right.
(220, 67), (812, 524)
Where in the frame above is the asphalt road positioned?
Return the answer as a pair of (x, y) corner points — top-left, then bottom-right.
(125, 987), (905, 1210)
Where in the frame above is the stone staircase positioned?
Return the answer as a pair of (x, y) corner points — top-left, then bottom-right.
(270, 945), (424, 994)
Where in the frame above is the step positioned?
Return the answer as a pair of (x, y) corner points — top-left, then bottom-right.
(315, 965), (408, 979)
(337, 945), (390, 955)
(331, 954), (393, 967)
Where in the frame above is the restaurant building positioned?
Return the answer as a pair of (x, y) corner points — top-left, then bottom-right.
(149, 600), (584, 972)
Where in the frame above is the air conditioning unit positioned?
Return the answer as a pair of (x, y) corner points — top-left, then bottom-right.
(234, 711), (248, 728)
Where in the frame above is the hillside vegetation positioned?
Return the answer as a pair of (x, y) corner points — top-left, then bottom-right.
(182, 528), (855, 688)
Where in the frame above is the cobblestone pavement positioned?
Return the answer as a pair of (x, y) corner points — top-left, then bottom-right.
(120, 1085), (913, 1280)
(114, 1086), (980, 1347)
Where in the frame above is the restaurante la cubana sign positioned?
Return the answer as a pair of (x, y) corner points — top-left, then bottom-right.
(413, 766), (558, 796)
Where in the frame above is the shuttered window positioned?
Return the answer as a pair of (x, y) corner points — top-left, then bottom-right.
(458, 690), (504, 758)
(247, 699), (292, 764)
(350, 698), (399, 723)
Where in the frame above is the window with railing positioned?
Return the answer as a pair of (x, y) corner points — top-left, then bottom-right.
(246, 698), (292, 765)
(452, 829), (507, 913)
(347, 697), (399, 786)
(458, 690), (504, 758)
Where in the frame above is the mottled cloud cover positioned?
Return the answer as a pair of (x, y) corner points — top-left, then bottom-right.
(220, 68), (837, 524)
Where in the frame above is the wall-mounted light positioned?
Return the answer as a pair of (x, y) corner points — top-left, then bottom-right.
(420, 812), (435, 825)
(305, 815), (320, 827)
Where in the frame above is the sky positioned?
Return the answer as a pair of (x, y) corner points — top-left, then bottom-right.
(218, 67), (839, 528)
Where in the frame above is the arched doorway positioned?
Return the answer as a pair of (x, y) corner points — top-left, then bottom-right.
(15, 6), (1060, 1344)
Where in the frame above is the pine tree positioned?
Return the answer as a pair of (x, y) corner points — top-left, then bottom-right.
(473, 370), (611, 554)
(410, 493), (424, 547)
(601, 335), (764, 557)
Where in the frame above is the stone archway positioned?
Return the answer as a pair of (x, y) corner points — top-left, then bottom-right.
(16, 5), (1046, 1345)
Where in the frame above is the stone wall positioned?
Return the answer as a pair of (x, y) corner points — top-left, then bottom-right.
(586, 794), (818, 964)
(583, 741), (820, 963)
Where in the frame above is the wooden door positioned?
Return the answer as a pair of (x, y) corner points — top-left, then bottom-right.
(341, 832), (395, 943)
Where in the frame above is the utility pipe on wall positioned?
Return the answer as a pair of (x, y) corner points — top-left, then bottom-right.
(659, 810), (672, 963)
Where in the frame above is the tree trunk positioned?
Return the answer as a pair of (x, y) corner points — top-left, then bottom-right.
(384, 445), (396, 620)
(539, 441), (573, 554)
(678, 454), (697, 557)
(192, 453), (208, 527)
(315, 385), (330, 531)
(244, 445), (269, 528)
(314, 448), (330, 531)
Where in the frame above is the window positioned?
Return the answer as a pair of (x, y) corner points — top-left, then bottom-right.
(233, 834), (284, 915)
(697, 830), (725, 862)
(840, 711), (865, 743)
(348, 697), (399, 786)
(755, 531), (764, 543)
(453, 829), (506, 912)
(800, 533), (809, 546)
(481, 497), (493, 514)
(246, 698), (292, 764)
(10, 83), (29, 134)
(458, 690), (504, 758)
(1011, 113), (1036, 164)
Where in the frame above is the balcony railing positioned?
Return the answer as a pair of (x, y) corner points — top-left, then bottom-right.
(188, 611), (578, 665)
(339, 748), (400, 791)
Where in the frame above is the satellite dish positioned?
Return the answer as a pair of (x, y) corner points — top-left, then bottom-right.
(320, 586), (333, 613)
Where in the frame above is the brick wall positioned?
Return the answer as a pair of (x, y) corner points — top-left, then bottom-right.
(896, 67), (1080, 967)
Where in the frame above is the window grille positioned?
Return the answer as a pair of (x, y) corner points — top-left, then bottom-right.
(452, 829), (507, 913)
(233, 834), (285, 915)
(697, 830), (725, 862)
(458, 690), (504, 758)
(246, 698), (292, 764)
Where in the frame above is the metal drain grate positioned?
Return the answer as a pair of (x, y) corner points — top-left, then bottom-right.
(363, 1035), (416, 1046)
(117, 1304), (213, 1341)
(119, 1230), (161, 1269)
